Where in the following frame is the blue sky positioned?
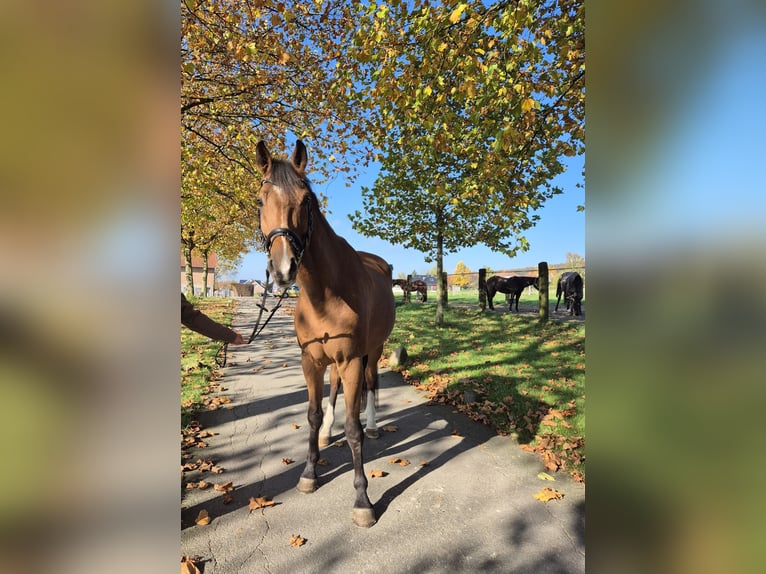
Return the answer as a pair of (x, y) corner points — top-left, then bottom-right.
(231, 153), (584, 281)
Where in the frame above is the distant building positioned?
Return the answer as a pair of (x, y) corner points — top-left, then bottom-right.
(181, 252), (218, 296)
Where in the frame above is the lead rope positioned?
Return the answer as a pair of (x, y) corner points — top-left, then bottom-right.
(214, 269), (290, 367)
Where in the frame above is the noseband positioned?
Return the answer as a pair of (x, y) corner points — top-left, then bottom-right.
(260, 178), (314, 265)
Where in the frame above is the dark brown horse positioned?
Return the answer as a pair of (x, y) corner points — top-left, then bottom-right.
(392, 279), (427, 302)
(486, 275), (539, 311)
(255, 140), (395, 528)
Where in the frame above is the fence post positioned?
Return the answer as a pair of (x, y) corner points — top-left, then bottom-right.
(405, 274), (412, 303)
(478, 268), (487, 310)
(538, 261), (549, 323)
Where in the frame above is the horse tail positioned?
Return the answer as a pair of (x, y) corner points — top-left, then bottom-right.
(422, 287), (427, 302)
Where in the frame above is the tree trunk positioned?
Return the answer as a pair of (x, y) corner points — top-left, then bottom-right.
(538, 261), (549, 323)
(201, 248), (209, 297)
(405, 274), (412, 303)
(435, 211), (444, 326)
(183, 241), (195, 297)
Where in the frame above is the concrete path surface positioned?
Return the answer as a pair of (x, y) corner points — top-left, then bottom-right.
(181, 298), (585, 573)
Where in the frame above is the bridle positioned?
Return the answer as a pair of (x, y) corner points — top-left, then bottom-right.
(259, 177), (314, 268)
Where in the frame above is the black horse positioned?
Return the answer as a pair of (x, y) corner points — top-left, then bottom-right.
(486, 275), (539, 311)
(555, 272), (583, 316)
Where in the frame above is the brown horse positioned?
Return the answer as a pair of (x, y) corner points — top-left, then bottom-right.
(255, 140), (395, 528)
(392, 278), (427, 302)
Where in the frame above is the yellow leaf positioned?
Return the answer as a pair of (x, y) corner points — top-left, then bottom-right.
(423, 85), (432, 97)
(533, 487), (564, 502)
(195, 509), (211, 525)
(521, 98), (536, 112)
(537, 472), (556, 481)
(449, 4), (467, 24)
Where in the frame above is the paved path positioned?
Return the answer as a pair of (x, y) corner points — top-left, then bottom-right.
(181, 297), (585, 573)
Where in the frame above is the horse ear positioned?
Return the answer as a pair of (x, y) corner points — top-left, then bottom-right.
(255, 141), (271, 174)
(292, 140), (308, 174)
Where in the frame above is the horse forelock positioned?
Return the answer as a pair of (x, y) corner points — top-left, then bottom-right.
(267, 159), (313, 201)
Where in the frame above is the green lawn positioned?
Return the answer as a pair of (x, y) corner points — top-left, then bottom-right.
(384, 302), (585, 479)
(181, 296), (236, 427)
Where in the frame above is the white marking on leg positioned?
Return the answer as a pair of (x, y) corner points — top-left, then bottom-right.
(364, 390), (377, 433)
(319, 401), (335, 440)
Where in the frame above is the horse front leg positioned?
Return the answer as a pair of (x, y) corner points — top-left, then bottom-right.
(318, 364), (340, 447)
(340, 357), (376, 527)
(297, 353), (326, 494)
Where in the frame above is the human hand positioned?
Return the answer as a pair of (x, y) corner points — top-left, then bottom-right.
(230, 332), (246, 345)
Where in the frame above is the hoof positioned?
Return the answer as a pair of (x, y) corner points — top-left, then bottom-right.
(318, 435), (331, 447)
(296, 477), (317, 494)
(365, 428), (379, 439)
(352, 507), (377, 528)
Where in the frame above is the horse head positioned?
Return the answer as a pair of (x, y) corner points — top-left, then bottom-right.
(255, 140), (315, 287)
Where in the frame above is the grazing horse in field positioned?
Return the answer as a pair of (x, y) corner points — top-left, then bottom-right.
(486, 275), (539, 311)
(255, 140), (395, 527)
(555, 271), (583, 316)
(392, 278), (427, 302)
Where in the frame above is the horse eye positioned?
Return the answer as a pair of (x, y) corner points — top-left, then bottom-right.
(256, 198), (263, 208)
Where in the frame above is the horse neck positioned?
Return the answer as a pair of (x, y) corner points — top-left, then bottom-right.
(296, 206), (349, 296)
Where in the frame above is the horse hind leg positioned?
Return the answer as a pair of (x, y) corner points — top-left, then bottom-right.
(361, 352), (381, 439)
(319, 364), (340, 447)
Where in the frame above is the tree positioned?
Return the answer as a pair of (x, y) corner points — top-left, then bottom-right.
(451, 261), (472, 289)
(181, 0), (371, 275)
(565, 252), (585, 280)
(348, 0), (584, 325)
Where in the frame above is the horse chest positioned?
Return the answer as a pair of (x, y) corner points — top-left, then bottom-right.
(294, 303), (362, 362)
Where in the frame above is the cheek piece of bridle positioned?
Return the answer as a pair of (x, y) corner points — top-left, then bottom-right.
(215, 181), (315, 367)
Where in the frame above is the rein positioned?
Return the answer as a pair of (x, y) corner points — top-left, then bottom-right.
(214, 275), (289, 368)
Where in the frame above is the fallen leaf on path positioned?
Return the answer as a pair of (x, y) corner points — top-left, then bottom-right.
(181, 556), (202, 574)
(570, 470), (585, 483)
(195, 509), (211, 525)
(381, 425), (398, 432)
(281, 363), (288, 368)
(249, 496), (276, 512)
(450, 430), (463, 438)
(419, 460), (429, 467)
(214, 481), (233, 493)
(222, 495), (234, 504)
(317, 458), (328, 466)
(369, 469), (387, 478)
(537, 472), (555, 481)
(533, 487), (564, 502)
(291, 423), (300, 429)
(289, 534), (307, 547)
(282, 458), (295, 465)
(197, 481), (211, 490)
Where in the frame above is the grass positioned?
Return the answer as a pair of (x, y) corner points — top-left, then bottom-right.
(181, 296), (236, 428)
(384, 301), (585, 479)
